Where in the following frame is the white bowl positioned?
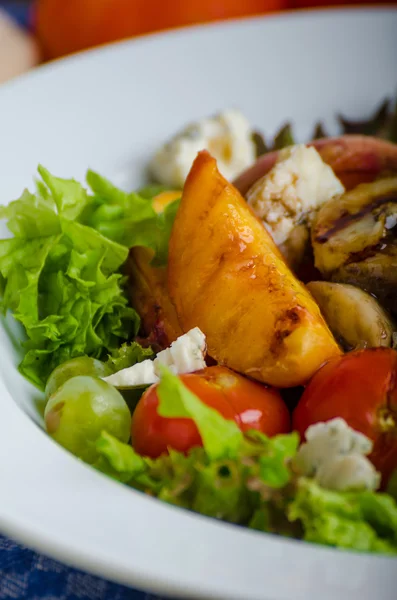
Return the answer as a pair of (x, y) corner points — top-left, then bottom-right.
(0, 7), (397, 600)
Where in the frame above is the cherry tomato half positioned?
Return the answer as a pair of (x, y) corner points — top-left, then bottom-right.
(35, 0), (286, 60)
(293, 348), (397, 485)
(131, 365), (290, 458)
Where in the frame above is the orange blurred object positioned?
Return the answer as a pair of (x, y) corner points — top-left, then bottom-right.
(36, 0), (286, 60)
(291, 1), (397, 7)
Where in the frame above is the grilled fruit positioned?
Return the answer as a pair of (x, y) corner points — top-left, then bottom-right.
(312, 178), (397, 315)
(168, 151), (340, 388)
(234, 136), (397, 196)
(279, 224), (311, 273)
(307, 281), (395, 350)
(128, 190), (183, 348)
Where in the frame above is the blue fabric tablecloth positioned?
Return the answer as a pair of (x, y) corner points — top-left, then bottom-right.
(0, 535), (169, 600)
(1, 1), (31, 28)
(0, 3), (170, 597)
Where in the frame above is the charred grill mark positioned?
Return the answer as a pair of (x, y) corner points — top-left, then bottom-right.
(198, 208), (210, 222)
(270, 307), (303, 355)
(337, 229), (397, 267)
(136, 318), (170, 353)
(344, 242), (385, 266)
(270, 329), (292, 355)
(285, 308), (301, 324)
(315, 193), (397, 244)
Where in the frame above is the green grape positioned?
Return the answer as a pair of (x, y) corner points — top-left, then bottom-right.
(44, 376), (131, 464)
(45, 357), (112, 400)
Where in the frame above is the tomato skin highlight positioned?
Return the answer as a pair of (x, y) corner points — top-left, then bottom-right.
(293, 348), (397, 484)
(131, 366), (290, 458)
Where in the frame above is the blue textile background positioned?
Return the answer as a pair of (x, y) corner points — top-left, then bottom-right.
(0, 535), (171, 600)
(0, 3), (172, 598)
(0, 535), (173, 600)
(1, 1), (31, 28)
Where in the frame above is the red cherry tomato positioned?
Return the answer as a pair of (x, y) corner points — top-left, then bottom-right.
(131, 365), (290, 458)
(293, 348), (397, 484)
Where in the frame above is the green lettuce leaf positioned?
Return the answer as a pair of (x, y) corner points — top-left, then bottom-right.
(95, 427), (300, 525)
(0, 164), (182, 387)
(105, 341), (154, 373)
(354, 491), (397, 542)
(0, 168), (142, 388)
(86, 170), (156, 229)
(60, 219), (128, 275)
(288, 478), (397, 554)
(0, 236), (58, 318)
(191, 458), (253, 522)
(338, 98), (391, 139)
(95, 431), (147, 483)
(257, 431), (299, 489)
(150, 197), (180, 266)
(137, 185), (171, 199)
(0, 188), (59, 238)
(95, 372), (300, 525)
(273, 123), (296, 151)
(156, 365), (243, 460)
(38, 165), (90, 221)
(84, 170), (179, 266)
(312, 122), (328, 140)
(95, 418), (397, 556)
(386, 469), (397, 502)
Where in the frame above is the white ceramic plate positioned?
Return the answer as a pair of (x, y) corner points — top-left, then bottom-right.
(0, 7), (397, 600)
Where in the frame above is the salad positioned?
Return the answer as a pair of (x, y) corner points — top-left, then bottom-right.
(1, 97), (397, 556)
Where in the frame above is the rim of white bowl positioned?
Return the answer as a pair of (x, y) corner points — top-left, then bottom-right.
(0, 7), (397, 600)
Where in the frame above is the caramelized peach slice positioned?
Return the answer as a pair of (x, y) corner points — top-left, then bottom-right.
(128, 246), (182, 349)
(128, 190), (183, 348)
(168, 151), (340, 388)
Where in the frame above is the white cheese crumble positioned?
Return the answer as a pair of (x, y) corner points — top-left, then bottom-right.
(149, 109), (256, 188)
(103, 327), (207, 389)
(246, 144), (345, 245)
(293, 418), (381, 492)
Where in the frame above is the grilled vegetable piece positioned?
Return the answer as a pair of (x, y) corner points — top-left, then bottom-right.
(333, 247), (397, 318)
(234, 136), (397, 196)
(279, 224), (311, 272)
(168, 151), (340, 388)
(307, 282), (395, 350)
(311, 178), (397, 316)
(312, 178), (397, 274)
(128, 246), (182, 348)
(127, 190), (183, 348)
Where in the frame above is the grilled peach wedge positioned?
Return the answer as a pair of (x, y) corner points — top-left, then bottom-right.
(168, 151), (340, 388)
(128, 191), (183, 348)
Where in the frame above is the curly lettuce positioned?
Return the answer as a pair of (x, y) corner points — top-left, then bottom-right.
(105, 341), (154, 373)
(0, 167), (177, 388)
(95, 368), (397, 555)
